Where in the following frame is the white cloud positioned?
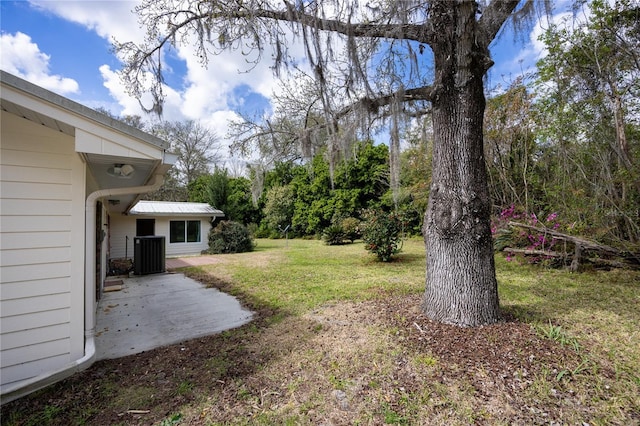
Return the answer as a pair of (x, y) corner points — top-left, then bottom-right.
(10, 1), (344, 169)
(30, 0), (144, 44)
(100, 64), (148, 115)
(0, 31), (79, 95)
(487, 0), (586, 89)
(528, 11), (574, 61)
(29, 0), (299, 165)
(31, 0), (286, 108)
(100, 63), (244, 163)
(100, 64), (185, 119)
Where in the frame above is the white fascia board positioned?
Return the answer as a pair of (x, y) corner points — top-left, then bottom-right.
(75, 128), (164, 160)
(1, 74), (169, 159)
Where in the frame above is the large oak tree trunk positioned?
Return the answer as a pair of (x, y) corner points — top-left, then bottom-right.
(422, 1), (500, 326)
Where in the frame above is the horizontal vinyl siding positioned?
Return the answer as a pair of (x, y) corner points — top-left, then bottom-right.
(1, 112), (78, 389)
(0, 164), (72, 184)
(0, 277), (70, 300)
(110, 215), (212, 258)
(0, 149), (72, 170)
(0, 216), (73, 233)
(156, 217), (211, 257)
(0, 262), (71, 284)
(1, 291), (70, 317)
(2, 247), (71, 266)
(166, 240), (210, 257)
(1, 181), (72, 200)
(2, 339), (69, 372)
(1, 323), (70, 352)
(1, 308), (70, 334)
(0, 231), (71, 250)
(108, 214), (137, 260)
(1, 348), (70, 385)
(1, 199), (73, 216)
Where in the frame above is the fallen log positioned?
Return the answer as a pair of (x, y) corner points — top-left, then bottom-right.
(505, 222), (639, 271)
(507, 222), (619, 255)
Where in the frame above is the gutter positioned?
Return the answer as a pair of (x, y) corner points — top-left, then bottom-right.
(0, 174), (165, 405)
(83, 174), (165, 344)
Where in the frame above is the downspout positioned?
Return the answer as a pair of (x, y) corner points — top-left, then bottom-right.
(84, 173), (165, 349)
(0, 174), (165, 405)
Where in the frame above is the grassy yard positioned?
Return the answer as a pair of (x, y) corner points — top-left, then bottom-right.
(2, 238), (639, 425)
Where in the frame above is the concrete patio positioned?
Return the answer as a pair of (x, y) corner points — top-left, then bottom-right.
(95, 271), (253, 360)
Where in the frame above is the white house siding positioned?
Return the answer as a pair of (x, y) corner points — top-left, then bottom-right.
(158, 217), (212, 257)
(109, 215), (212, 259)
(108, 214), (136, 260)
(0, 113), (86, 391)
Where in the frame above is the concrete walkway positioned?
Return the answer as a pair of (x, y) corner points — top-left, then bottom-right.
(95, 272), (253, 360)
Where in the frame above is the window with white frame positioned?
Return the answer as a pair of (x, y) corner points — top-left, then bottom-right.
(169, 220), (201, 243)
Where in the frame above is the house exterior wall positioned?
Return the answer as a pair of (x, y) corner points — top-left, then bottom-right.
(0, 112), (86, 392)
(157, 216), (212, 257)
(109, 214), (212, 259)
(109, 214), (137, 260)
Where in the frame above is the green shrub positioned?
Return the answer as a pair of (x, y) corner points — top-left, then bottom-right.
(361, 209), (404, 262)
(253, 222), (276, 238)
(207, 221), (254, 254)
(322, 224), (347, 245)
(341, 217), (361, 242)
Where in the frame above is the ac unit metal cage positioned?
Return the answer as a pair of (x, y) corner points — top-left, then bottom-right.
(134, 236), (165, 275)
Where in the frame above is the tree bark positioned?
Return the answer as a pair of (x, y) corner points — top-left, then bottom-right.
(422, 1), (500, 327)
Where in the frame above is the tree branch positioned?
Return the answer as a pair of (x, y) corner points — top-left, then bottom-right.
(477, 0), (522, 48)
(335, 86), (435, 120)
(260, 2), (434, 44)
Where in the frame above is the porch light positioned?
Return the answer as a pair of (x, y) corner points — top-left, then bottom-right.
(107, 163), (135, 178)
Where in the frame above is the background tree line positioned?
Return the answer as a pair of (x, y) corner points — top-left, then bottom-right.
(105, 0), (638, 252)
(106, 0), (639, 326)
(485, 0), (639, 248)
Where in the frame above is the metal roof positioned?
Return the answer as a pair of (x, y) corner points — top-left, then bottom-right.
(129, 201), (224, 216)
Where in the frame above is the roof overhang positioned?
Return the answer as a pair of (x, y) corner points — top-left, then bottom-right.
(0, 71), (177, 214)
(128, 201), (225, 218)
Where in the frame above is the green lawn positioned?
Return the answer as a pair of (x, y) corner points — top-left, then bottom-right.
(196, 238), (426, 313)
(187, 238), (640, 422)
(2, 238), (638, 425)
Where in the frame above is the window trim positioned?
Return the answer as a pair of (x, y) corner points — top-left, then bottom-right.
(169, 220), (201, 243)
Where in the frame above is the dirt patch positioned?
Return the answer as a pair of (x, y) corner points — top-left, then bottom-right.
(1, 293), (627, 425)
(165, 255), (223, 269)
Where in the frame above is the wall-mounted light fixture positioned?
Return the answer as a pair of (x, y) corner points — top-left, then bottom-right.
(107, 163), (135, 178)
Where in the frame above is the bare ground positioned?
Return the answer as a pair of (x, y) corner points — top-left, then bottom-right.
(2, 276), (636, 425)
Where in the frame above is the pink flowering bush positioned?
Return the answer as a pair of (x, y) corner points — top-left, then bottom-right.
(492, 205), (565, 265)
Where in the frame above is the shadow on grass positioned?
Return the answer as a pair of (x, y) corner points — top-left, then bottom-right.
(393, 251), (426, 263)
(4, 254), (637, 425)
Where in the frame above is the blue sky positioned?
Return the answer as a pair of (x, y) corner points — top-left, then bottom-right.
(0, 0), (279, 163)
(1, 1), (570, 163)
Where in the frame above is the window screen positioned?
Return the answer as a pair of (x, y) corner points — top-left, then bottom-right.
(170, 220), (200, 243)
(187, 220), (200, 242)
(170, 221), (186, 243)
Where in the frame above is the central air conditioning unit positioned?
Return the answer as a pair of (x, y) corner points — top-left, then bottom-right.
(134, 236), (166, 275)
